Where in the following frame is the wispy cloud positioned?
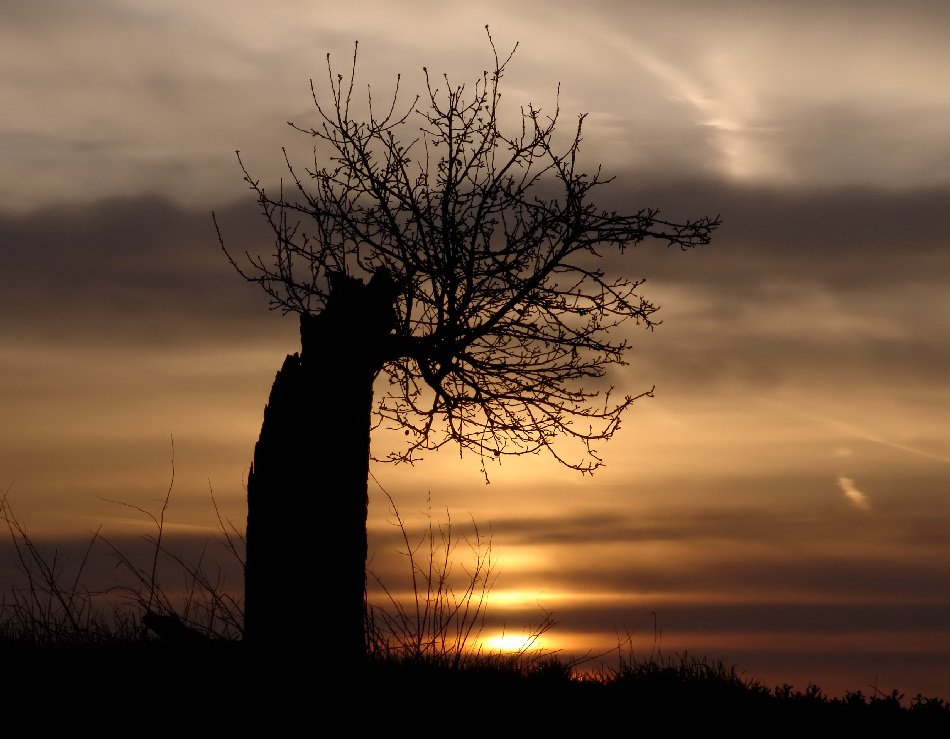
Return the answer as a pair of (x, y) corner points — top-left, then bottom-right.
(764, 401), (950, 465)
(837, 476), (871, 511)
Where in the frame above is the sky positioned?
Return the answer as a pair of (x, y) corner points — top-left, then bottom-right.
(2, 0), (949, 699)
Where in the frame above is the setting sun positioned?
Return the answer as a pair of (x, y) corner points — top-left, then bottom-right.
(480, 633), (545, 653)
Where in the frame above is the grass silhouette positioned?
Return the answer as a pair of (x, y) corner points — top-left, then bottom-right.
(1, 478), (948, 732)
(365, 488), (556, 672)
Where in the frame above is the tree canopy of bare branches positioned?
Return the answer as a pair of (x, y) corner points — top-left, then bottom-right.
(221, 32), (718, 477)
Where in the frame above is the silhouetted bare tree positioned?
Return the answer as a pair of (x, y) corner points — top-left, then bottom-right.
(218, 31), (718, 662)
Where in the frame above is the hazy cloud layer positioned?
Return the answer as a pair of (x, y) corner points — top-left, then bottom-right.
(3, 1), (949, 212)
(3, 176), (948, 519)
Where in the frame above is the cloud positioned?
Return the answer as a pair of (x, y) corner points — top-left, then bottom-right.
(0, 195), (296, 350)
(3, 181), (947, 517)
(3, 1), (950, 213)
(837, 477), (871, 511)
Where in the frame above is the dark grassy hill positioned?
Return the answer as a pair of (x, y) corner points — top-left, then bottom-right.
(2, 639), (946, 734)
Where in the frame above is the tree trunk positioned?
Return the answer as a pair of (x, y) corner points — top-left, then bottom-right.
(245, 270), (397, 664)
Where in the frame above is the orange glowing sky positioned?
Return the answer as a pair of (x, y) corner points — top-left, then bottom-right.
(1, 1), (949, 698)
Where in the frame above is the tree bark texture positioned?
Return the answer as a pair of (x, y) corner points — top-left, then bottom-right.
(245, 270), (396, 663)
